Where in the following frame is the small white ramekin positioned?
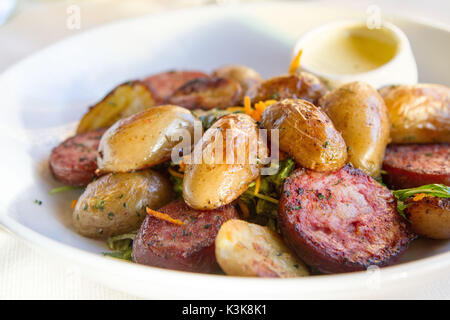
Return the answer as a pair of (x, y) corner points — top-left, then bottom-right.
(292, 20), (418, 89)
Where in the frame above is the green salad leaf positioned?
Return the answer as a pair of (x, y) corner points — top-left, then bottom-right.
(103, 231), (137, 261)
(192, 108), (242, 130)
(392, 184), (450, 218)
(170, 174), (183, 198)
(239, 158), (295, 232)
(49, 185), (83, 195)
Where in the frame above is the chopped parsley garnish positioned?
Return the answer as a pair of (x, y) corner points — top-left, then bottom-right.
(270, 92), (280, 99)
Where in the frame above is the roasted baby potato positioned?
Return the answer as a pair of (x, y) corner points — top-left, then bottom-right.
(260, 99), (347, 171)
(215, 220), (309, 277)
(251, 72), (328, 105)
(77, 81), (156, 134)
(166, 77), (242, 109)
(183, 113), (268, 210)
(97, 105), (199, 173)
(212, 64), (263, 98)
(380, 84), (450, 143)
(319, 82), (390, 177)
(405, 197), (450, 239)
(73, 170), (173, 239)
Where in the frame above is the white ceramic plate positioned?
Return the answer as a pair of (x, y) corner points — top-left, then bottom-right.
(0, 2), (449, 299)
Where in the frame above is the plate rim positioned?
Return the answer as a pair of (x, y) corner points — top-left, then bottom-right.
(1, 1), (449, 298)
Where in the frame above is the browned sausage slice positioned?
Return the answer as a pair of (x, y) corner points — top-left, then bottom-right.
(49, 129), (105, 186)
(142, 70), (208, 103)
(382, 144), (450, 189)
(278, 165), (414, 273)
(132, 199), (239, 273)
(251, 72), (328, 105)
(166, 77), (242, 110)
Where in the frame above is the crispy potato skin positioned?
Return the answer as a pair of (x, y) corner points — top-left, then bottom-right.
(380, 84), (450, 143)
(319, 82), (390, 177)
(251, 72), (328, 105)
(97, 105), (199, 173)
(260, 99), (347, 171)
(73, 170), (173, 239)
(212, 64), (263, 99)
(166, 77), (242, 109)
(77, 81), (156, 134)
(183, 114), (268, 210)
(215, 220), (309, 277)
(405, 197), (450, 240)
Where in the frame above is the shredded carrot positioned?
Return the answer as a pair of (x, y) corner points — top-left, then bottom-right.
(179, 160), (186, 173)
(254, 175), (261, 195)
(168, 167), (184, 178)
(412, 193), (433, 201)
(289, 49), (303, 74)
(244, 96), (252, 114)
(253, 193), (279, 204)
(237, 199), (250, 219)
(146, 207), (185, 225)
(71, 200), (77, 209)
(226, 106), (246, 112)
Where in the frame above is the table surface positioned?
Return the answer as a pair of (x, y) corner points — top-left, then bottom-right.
(0, 0), (449, 299)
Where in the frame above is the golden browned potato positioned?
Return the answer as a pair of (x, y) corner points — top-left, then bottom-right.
(405, 197), (450, 239)
(212, 64), (263, 98)
(380, 84), (450, 143)
(260, 99), (347, 171)
(77, 81), (156, 134)
(73, 170), (173, 239)
(251, 72), (328, 105)
(166, 77), (242, 109)
(97, 105), (199, 173)
(183, 113), (268, 210)
(319, 82), (390, 177)
(215, 220), (309, 277)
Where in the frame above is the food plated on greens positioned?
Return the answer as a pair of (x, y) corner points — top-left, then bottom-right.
(48, 55), (450, 277)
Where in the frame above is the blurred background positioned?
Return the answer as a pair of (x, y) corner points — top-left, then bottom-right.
(1, 0), (449, 73)
(0, 0), (449, 299)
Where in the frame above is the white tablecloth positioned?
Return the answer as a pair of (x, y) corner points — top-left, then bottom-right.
(0, 0), (449, 299)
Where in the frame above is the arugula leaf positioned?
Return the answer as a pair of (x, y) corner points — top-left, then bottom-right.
(103, 231), (137, 261)
(49, 185), (83, 195)
(193, 108), (239, 130)
(239, 158), (295, 231)
(392, 184), (450, 201)
(170, 174), (183, 198)
(392, 184), (450, 218)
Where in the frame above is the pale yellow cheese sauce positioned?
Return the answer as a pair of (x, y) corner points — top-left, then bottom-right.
(302, 26), (398, 75)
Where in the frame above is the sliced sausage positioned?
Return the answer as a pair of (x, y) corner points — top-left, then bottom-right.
(251, 72), (328, 105)
(132, 199), (239, 273)
(382, 144), (450, 189)
(166, 77), (242, 110)
(142, 70), (208, 103)
(49, 128), (106, 186)
(278, 165), (415, 273)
